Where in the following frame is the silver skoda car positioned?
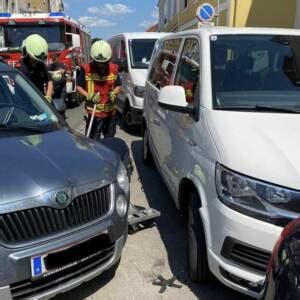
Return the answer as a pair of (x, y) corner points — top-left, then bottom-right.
(0, 61), (129, 299)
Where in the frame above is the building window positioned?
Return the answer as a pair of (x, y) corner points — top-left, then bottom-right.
(183, 0), (188, 9)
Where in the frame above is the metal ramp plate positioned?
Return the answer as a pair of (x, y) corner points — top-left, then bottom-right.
(128, 205), (161, 234)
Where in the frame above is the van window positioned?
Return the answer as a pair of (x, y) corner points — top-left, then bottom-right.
(211, 35), (300, 110)
(120, 39), (127, 59)
(109, 38), (120, 63)
(174, 38), (200, 104)
(129, 39), (157, 69)
(148, 38), (181, 89)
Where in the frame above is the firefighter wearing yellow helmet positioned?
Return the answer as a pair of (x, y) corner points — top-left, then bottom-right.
(18, 34), (53, 103)
(77, 40), (121, 139)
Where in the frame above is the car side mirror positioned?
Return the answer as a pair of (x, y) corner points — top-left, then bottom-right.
(117, 58), (128, 73)
(158, 85), (195, 115)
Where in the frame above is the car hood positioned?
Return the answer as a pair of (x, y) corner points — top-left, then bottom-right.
(207, 110), (300, 190)
(0, 128), (119, 206)
(130, 68), (148, 87)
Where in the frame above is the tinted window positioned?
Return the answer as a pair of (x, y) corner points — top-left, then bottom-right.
(129, 39), (157, 69)
(109, 38), (120, 63)
(148, 38), (182, 89)
(120, 39), (127, 59)
(175, 38), (200, 104)
(211, 35), (300, 110)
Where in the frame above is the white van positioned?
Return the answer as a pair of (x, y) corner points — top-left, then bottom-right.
(108, 32), (166, 129)
(143, 27), (300, 297)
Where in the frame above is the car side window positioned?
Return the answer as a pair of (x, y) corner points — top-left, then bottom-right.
(174, 38), (200, 105)
(148, 38), (181, 89)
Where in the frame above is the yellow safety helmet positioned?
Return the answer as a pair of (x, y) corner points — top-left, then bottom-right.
(91, 40), (112, 63)
(22, 34), (48, 62)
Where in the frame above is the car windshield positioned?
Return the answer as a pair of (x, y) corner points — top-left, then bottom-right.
(0, 71), (60, 136)
(211, 35), (300, 111)
(129, 39), (157, 69)
(4, 25), (65, 51)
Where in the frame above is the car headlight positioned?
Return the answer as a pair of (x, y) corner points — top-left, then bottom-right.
(117, 162), (130, 195)
(134, 85), (145, 98)
(215, 163), (298, 225)
(116, 194), (128, 218)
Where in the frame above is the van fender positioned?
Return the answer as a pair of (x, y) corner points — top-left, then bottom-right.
(178, 171), (213, 250)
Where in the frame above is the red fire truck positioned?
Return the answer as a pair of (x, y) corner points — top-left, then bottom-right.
(0, 11), (91, 103)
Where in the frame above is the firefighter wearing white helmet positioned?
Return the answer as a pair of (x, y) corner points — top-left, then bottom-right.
(18, 34), (53, 102)
(77, 40), (122, 139)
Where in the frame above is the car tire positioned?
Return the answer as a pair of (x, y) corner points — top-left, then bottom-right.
(187, 191), (212, 282)
(143, 127), (154, 166)
(122, 103), (132, 131)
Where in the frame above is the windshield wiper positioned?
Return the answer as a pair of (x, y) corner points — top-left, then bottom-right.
(0, 47), (20, 52)
(0, 124), (51, 133)
(215, 105), (300, 113)
(254, 105), (300, 113)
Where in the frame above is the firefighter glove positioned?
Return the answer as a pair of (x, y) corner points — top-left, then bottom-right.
(86, 93), (100, 104)
(109, 90), (116, 103)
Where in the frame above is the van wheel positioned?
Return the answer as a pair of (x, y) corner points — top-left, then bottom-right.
(143, 127), (154, 166)
(122, 103), (132, 130)
(187, 191), (211, 282)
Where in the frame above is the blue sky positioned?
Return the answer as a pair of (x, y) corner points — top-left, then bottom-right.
(64, 1), (158, 40)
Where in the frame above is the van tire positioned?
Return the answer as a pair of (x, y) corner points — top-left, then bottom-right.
(143, 127), (154, 166)
(187, 191), (211, 282)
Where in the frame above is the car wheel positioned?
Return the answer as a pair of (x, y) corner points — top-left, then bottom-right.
(143, 127), (154, 166)
(122, 103), (132, 131)
(187, 191), (212, 282)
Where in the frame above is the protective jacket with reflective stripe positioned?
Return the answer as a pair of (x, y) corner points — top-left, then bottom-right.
(84, 62), (119, 118)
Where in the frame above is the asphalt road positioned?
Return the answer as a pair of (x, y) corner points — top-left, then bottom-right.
(55, 104), (251, 300)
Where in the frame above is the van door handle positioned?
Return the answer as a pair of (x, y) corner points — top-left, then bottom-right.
(153, 118), (160, 126)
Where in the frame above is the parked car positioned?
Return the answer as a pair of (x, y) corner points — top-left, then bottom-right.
(0, 60), (130, 299)
(143, 27), (300, 298)
(108, 32), (166, 129)
(262, 218), (300, 300)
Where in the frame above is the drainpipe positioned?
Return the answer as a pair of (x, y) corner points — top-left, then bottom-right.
(216, 0), (220, 26)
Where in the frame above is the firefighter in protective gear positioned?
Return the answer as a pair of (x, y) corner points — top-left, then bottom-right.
(77, 40), (122, 139)
(18, 34), (53, 103)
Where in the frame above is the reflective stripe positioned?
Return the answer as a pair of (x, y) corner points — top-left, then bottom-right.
(85, 73), (117, 82)
(86, 102), (115, 113)
(87, 78), (95, 94)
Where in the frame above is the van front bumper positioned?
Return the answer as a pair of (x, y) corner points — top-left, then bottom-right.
(0, 217), (127, 300)
(205, 200), (283, 298)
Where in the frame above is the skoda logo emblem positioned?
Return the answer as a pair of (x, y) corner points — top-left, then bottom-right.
(55, 191), (69, 206)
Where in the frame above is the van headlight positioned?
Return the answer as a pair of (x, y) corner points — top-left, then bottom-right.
(117, 162), (130, 195)
(215, 163), (297, 225)
(134, 85), (145, 98)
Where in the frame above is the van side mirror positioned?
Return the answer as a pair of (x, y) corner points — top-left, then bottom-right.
(158, 86), (195, 115)
(116, 58), (128, 72)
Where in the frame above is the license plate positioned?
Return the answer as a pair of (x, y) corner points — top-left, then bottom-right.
(30, 231), (108, 279)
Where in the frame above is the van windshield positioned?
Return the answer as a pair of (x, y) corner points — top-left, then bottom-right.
(211, 35), (300, 111)
(129, 39), (157, 69)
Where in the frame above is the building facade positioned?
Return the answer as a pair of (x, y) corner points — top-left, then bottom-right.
(158, 0), (300, 32)
(0, 0), (64, 13)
